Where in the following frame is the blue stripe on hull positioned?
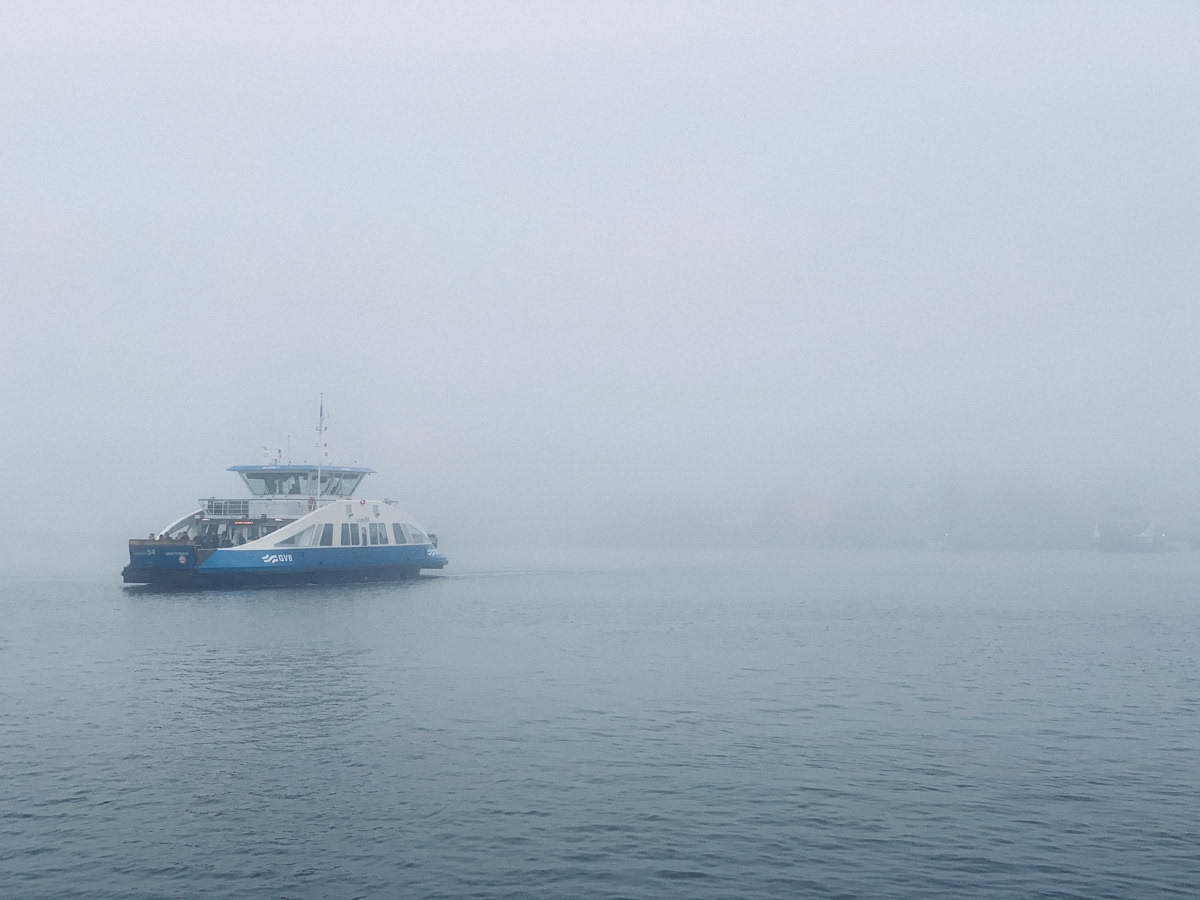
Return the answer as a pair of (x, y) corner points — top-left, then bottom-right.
(198, 544), (446, 573)
(123, 544), (448, 586)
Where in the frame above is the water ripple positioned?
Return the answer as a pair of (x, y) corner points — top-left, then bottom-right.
(1, 553), (1199, 897)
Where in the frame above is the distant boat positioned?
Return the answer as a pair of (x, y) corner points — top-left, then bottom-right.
(1091, 506), (1165, 552)
(122, 462), (448, 586)
(122, 402), (448, 586)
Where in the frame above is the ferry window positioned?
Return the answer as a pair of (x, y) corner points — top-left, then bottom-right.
(378, 525), (388, 544)
(352, 524), (361, 546)
(392, 524), (407, 544)
(360, 525), (368, 545)
(403, 524), (429, 544)
(258, 474), (287, 495)
(340, 523), (351, 546)
(242, 472), (326, 495)
(368, 523), (379, 545)
(242, 475), (271, 495)
(322, 474), (342, 496)
(277, 526), (312, 547)
(340, 475), (363, 496)
(318, 524), (334, 546)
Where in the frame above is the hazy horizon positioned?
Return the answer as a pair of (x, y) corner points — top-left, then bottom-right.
(3, 3), (1198, 555)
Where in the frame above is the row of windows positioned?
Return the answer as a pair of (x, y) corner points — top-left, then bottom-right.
(242, 472), (364, 497)
(341, 522), (430, 546)
(277, 522), (429, 548)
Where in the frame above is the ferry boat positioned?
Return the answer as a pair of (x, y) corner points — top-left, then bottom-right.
(122, 462), (448, 587)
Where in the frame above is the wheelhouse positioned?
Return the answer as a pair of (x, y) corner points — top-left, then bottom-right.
(228, 465), (375, 498)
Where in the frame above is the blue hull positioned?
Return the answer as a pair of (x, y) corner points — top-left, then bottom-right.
(123, 543), (448, 587)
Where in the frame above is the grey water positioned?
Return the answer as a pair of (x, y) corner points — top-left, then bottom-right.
(2, 549), (1198, 899)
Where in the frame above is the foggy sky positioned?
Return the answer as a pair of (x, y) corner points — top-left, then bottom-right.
(2, 3), (1198, 550)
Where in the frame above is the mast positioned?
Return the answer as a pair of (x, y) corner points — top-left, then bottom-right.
(316, 394), (324, 501)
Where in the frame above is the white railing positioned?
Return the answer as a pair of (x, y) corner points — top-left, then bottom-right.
(199, 498), (325, 518)
(201, 498), (249, 517)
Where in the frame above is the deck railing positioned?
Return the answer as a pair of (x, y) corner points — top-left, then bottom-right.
(200, 499), (250, 517)
(199, 498), (331, 518)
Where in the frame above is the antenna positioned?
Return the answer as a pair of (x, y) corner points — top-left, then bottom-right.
(316, 394), (325, 500)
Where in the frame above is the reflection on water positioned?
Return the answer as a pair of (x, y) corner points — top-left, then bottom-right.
(2, 552), (1199, 898)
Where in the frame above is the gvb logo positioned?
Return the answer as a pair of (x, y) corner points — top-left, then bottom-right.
(261, 554), (293, 564)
